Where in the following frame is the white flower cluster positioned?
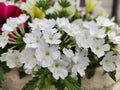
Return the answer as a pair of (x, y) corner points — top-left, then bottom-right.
(0, 14), (29, 48)
(0, 16), (120, 80)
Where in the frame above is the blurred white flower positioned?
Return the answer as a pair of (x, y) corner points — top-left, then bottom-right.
(72, 53), (90, 77)
(28, 18), (42, 31)
(89, 38), (110, 57)
(2, 18), (18, 32)
(108, 25), (120, 44)
(2, 14), (28, 32)
(20, 48), (38, 74)
(96, 16), (114, 27)
(56, 18), (69, 28)
(108, 31), (120, 44)
(100, 51), (118, 72)
(0, 50), (22, 68)
(17, 14), (29, 24)
(62, 23), (80, 37)
(43, 28), (62, 44)
(29, 18), (55, 31)
(36, 43), (60, 67)
(63, 48), (74, 61)
(0, 31), (9, 48)
(83, 21), (106, 38)
(23, 30), (42, 48)
(57, 18), (78, 37)
(75, 31), (91, 48)
(48, 59), (68, 80)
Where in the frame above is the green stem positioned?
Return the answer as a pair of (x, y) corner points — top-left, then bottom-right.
(63, 34), (69, 41)
(14, 29), (21, 37)
(18, 24), (25, 35)
(65, 36), (73, 43)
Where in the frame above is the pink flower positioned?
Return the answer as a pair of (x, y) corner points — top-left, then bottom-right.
(0, 2), (22, 32)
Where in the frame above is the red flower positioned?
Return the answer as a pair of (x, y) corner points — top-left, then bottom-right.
(0, 2), (22, 32)
(21, 0), (26, 2)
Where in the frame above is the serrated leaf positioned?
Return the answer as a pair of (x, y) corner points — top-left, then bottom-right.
(36, 0), (51, 10)
(63, 76), (82, 90)
(22, 77), (38, 90)
(45, 75), (51, 90)
(55, 79), (65, 90)
(31, 68), (53, 90)
(46, 12), (58, 19)
(58, 0), (71, 8)
(37, 74), (45, 89)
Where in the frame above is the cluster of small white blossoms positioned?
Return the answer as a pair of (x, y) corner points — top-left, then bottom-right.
(0, 14), (29, 48)
(0, 14), (120, 80)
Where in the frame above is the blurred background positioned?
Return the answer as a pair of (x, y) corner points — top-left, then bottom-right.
(80, 0), (120, 24)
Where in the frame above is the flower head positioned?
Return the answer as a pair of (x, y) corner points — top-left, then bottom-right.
(100, 51), (118, 72)
(89, 38), (110, 57)
(0, 50), (22, 68)
(48, 59), (68, 80)
(20, 48), (38, 74)
(36, 43), (60, 67)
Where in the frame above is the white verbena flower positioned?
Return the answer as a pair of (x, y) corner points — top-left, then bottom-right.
(20, 48), (38, 74)
(43, 28), (61, 44)
(48, 59), (68, 80)
(83, 21), (106, 38)
(28, 18), (42, 31)
(56, 18), (70, 28)
(96, 16), (114, 27)
(107, 24), (120, 44)
(2, 17), (18, 32)
(0, 31), (9, 48)
(17, 14), (29, 24)
(62, 23), (80, 37)
(75, 47), (88, 57)
(100, 51), (118, 72)
(36, 43), (60, 67)
(108, 31), (120, 44)
(63, 48), (74, 62)
(89, 38), (110, 57)
(1, 14), (28, 32)
(23, 30), (42, 48)
(90, 27), (106, 38)
(75, 31), (91, 48)
(0, 50), (22, 68)
(29, 18), (56, 31)
(72, 53), (90, 77)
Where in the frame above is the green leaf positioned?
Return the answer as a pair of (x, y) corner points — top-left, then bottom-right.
(45, 75), (51, 90)
(0, 67), (3, 87)
(36, 0), (51, 10)
(59, 11), (70, 18)
(18, 66), (27, 79)
(37, 74), (45, 89)
(46, 12), (58, 19)
(55, 79), (65, 90)
(108, 71), (116, 81)
(85, 66), (96, 79)
(24, 68), (54, 90)
(58, 0), (71, 8)
(63, 76), (82, 90)
(22, 77), (38, 90)
(0, 61), (10, 73)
